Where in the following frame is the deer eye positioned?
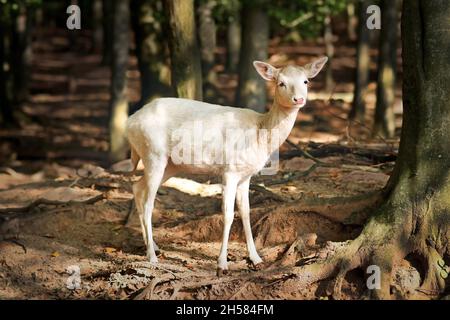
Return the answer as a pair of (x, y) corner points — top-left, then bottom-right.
(279, 82), (286, 88)
(304, 80), (309, 84)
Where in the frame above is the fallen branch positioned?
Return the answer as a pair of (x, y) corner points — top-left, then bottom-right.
(249, 184), (287, 202)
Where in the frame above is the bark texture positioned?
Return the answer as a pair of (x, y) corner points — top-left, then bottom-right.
(164, 0), (203, 100)
(373, 0), (398, 138)
(349, 0), (371, 121)
(109, 0), (130, 163)
(226, 13), (241, 73)
(235, 3), (269, 112)
(197, 0), (217, 102)
(131, 0), (171, 108)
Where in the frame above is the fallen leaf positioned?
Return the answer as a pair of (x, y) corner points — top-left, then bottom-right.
(51, 251), (60, 257)
(104, 247), (117, 254)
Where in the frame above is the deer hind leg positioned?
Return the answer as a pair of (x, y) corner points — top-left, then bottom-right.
(140, 156), (169, 264)
(132, 160), (178, 256)
(132, 177), (150, 248)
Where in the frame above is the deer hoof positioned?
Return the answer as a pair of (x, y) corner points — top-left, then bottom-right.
(216, 268), (229, 277)
(247, 258), (265, 271)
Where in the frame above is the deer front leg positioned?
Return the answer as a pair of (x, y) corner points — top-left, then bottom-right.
(236, 177), (263, 268)
(217, 173), (239, 276)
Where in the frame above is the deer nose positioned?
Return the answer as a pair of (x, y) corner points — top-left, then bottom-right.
(293, 97), (305, 105)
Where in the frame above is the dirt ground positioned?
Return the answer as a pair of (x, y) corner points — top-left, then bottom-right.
(0, 28), (409, 300)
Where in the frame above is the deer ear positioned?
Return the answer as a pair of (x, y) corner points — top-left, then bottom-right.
(253, 61), (279, 81)
(304, 56), (328, 78)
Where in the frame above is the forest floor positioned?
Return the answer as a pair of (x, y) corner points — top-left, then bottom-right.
(0, 28), (408, 300)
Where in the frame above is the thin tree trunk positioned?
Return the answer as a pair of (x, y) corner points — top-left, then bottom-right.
(102, 0), (113, 66)
(349, 0), (371, 121)
(226, 13), (241, 73)
(197, 0), (217, 102)
(0, 17), (14, 125)
(235, 5), (269, 112)
(131, 0), (170, 109)
(164, 0), (203, 100)
(372, 0), (397, 138)
(109, 0), (130, 163)
(92, 0), (103, 54)
(11, 3), (32, 104)
(324, 14), (334, 92)
(346, 1), (357, 41)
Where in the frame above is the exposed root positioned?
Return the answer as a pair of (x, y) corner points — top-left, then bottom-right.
(418, 246), (448, 296)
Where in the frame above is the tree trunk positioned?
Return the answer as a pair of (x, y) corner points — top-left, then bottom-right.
(131, 0), (171, 110)
(235, 4), (269, 112)
(324, 14), (334, 93)
(0, 16), (14, 125)
(197, 0), (217, 102)
(164, 0), (202, 100)
(346, 1), (357, 41)
(91, 0), (103, 54)
(298, 0), (450, 300)
(372, 0), (397, 138)
(102, 0), (113, 66)
(109, 0), (130, 163)
(226, 13), (241, 73)
(11, 3), (32, 104)
(349, 0), (371, 121)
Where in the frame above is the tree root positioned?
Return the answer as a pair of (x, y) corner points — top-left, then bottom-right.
(290, 222), (448, 300)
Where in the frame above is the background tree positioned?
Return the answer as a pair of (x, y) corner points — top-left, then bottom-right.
(323, 12), (335, 92)
(11, 2), (33, 104)
(346, 0), (357, 41)
(130, 0), (171, 110)
(197, 0), (218, 102)
(101, 0), (113, 65)
(372, 0), (398, 138)
(235, 0), (269, 112)
(0, 3), (14, 126)
(224, 2), (241, 72)
(164, 0), (203, 100)
(349, 0), (371, 122)
(91, 0), (103, 54)
(109, 0), (130, 163)
(0, 0), (37, 126)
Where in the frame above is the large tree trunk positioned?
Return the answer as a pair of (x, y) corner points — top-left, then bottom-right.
(372, 0), (398, 138)
(197, 0), (217, 102)
(235, 4), (269, 112)
(131, 0), (171, 110)
(164, 0), (202, 100)
(349, 0), (371, 121)
(296, 0), (450, 300)
(109, 0), (130, 163)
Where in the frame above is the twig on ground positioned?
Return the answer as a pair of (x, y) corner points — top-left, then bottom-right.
(249, 184), (286, 202)
(227, 281), (249, 300)
(2, 239), (27, 253)
(134, 277), (161, 300)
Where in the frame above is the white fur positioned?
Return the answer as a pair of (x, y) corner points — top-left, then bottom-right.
(126, 57), (327, 271)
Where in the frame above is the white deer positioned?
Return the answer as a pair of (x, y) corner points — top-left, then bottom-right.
(126, 57), (328, 275)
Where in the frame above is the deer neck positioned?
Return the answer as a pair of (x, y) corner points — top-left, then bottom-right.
(259, 96), (299, 153)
